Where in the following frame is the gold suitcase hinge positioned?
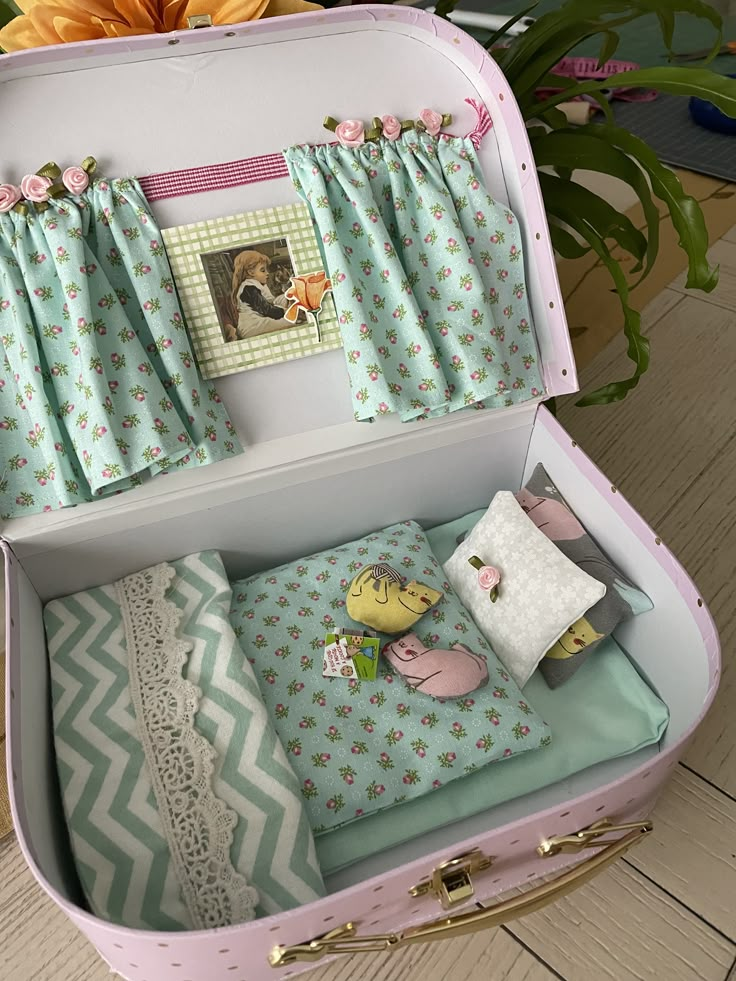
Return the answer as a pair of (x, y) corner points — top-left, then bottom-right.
(536, 818), (654, 857)
(408, 847), (494, 909)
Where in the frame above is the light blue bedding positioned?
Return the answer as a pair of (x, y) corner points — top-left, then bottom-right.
(315, 510), (669, 875)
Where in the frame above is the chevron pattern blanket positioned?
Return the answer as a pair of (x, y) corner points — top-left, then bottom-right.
(44, 550), (324, 931)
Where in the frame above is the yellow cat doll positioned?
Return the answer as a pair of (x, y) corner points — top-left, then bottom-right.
(546, 617), (604, 660)
(347, 563), (443, 634)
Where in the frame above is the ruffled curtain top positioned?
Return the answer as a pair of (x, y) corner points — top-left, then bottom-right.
(285, 134), (545, 422)
(0, 174), (241, 518)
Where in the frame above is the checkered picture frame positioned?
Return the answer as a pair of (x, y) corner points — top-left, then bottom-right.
(162, 203), (340, 378)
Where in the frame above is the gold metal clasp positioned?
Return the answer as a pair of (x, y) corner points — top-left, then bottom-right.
(537, 817), (653, 858)
(269, 923), (399, 967)
(187, 14), (213, 28)
(409, 848), (494, 909)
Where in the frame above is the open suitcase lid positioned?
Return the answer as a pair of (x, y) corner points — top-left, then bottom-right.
(0, 6), (578, 550)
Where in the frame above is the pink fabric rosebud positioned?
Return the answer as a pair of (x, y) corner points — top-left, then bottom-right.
(477, 565), (501, 592)
(335, 119), (365, 148)
(20, 174), (52, 203)
(419, 108), (443, 136)
(62, 166), (89, 196)
(0, 184), (22, 213)
(381, 114), (401, 142)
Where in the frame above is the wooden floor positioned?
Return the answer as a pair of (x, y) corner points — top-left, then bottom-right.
(1, 231), (735, 981)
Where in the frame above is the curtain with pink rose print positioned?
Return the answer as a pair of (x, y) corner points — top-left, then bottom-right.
(0, 168), (241, 518)
(284, 131), (545, 422)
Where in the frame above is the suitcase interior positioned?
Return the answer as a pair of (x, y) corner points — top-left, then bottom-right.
(0, 3), (719, 958)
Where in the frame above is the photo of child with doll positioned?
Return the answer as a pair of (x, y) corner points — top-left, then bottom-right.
(201, 238), (306, 343)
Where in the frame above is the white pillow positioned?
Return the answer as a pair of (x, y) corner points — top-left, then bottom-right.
(444, 491), (606, 688)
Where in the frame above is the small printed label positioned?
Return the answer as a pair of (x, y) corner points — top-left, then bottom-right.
(323, 632), (380, 680)
(322, 639), (358, 679)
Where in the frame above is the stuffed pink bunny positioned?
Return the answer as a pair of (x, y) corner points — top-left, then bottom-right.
(382, 633), (489, 698)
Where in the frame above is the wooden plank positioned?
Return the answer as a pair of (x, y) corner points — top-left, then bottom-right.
(722, 224), (736, 245)
(507, 862), (735, 981)
(0, 563), (9, 842)
(663, 443), (736, 796)
(669, 239), (736, 313)
(310, 924), (559, 981)
(625, 766), (736, 940)
(561, 285), (736, 794)
(564, 287), (684, 396)
(558, 293), (736, 530)
(0, 837), (108, 981)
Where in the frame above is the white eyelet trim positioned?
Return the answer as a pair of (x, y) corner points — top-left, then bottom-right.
(116, 562), (258, 929)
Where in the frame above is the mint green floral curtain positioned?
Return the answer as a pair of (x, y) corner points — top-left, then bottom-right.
(285, 134), (545, 422)
(0, 176), (241, 518)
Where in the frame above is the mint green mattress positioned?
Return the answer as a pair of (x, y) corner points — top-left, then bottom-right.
(315, 511), (669, 875)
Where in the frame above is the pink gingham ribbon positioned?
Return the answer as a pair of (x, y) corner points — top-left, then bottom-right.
(138, 153), (288, 202)
(465, 98), (493, 149)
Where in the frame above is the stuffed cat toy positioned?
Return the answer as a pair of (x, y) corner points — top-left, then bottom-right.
(382, 633), (489, 697)
(545, 617), (604, 660)
(347, 563), (443, 635)
(516, 463), (651, 687)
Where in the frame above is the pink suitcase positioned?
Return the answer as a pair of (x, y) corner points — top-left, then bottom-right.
(1, 7), (720, 981)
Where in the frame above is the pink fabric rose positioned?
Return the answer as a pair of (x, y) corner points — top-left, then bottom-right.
(20, 174), (52, 203)
(62, 166), (89, 196)
(335, 119), (365, 148)
(477, 565), (501, 592)
(419, 108), (443, 136)
(381, 114), (401, 142)
(0, 184), (21, 213)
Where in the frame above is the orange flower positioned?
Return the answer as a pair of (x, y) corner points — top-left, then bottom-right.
(0, 0), (321, 52)
(284, 271), (332, 322)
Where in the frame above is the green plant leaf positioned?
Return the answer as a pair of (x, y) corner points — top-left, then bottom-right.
(597, 29), (620, 68)
(551, 213), (649, 405)
(539, 171), (647, 270)
(532, 129), (660, 281)
(500, 0), (722, 100)
(529, 72), (616, 124)
(533, 66), (736, 117)
(0, 1), (16, 29)
(509, 21), (633, 106)
(433, 0), (461, 20)
(656, 8), (676, 53)
(548, 222), (592, 259)
(577, 124), (719, 292)
(537, 105), (571, 129)
(483, 2), (539, 51)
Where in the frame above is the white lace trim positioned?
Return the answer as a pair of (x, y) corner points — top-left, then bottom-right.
(116, 563), (259, 929)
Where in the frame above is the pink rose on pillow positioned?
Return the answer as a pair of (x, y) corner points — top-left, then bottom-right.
(477, 565), (501, 592)
(381, 114), (401, 142)
(20, 174), (51, 203)
(62, 166), (89, 196)
(0, 184), (21, 213)
(335, 119), (365, 148)
(419, 108), (443, 136)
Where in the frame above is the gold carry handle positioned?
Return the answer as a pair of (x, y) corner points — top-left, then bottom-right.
(269, 823), (652, 967)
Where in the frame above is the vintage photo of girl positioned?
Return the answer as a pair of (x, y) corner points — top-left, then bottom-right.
(201, 239), (304, 343)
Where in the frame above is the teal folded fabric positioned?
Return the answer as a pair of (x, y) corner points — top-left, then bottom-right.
(46, 550), (324, 930)
(315, 512), (669, 875)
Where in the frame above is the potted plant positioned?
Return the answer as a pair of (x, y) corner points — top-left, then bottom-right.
(429, 0), (736, 403)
